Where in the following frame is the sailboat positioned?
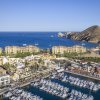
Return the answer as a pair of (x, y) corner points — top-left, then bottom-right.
(23, 44), (27, 46)
(49, 44), (52, 47)
(82, 43), (85, 46)
(50, 35), (54, 38)
(34, 42), (39, 46)
(82, 40), (85, 46)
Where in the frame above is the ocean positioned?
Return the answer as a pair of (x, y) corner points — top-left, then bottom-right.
(0, 32), (98, 49)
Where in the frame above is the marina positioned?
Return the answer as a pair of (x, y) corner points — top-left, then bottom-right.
(30, 79), (94, 100)
(50, 72), (100, 91)
(26, 71), (100, 100)
(3, 88), (43, 100)
(2, 71), (100, 100)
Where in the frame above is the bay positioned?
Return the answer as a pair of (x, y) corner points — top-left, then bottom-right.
(0, 32), (98, 49)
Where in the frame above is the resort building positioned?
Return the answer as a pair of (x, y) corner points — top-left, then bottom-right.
(52, 45), (87, 54)
(5, 46), (18, 54)
(0, 67), (10, 86)
(5, 45), (40, 55)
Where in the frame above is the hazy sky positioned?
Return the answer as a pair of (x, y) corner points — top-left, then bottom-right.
(0, 0), (100, 31)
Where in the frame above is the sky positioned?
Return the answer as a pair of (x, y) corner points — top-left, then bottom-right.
(0, 0), (100, 32)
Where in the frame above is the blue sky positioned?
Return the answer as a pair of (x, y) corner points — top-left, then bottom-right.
(0, 0), (100, 31)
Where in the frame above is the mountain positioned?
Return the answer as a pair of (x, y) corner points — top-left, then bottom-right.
(66, 25), (100, 43)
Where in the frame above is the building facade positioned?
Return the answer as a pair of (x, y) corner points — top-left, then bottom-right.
(12, 67), (32, 81)
(52, 45), (87, 54)
(5, 45), (40, 55)
(0, 67), (10, 86)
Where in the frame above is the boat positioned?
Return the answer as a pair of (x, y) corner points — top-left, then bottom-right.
(4, 92), (12, 98)
(50, 72), (100, 92)
(23, 43), (27, 46)
(50, 35), (54, 37)
(35, 43), (39, 46)
(31, 79), (69, 99)
(3, 88), (43, 100)
(93, 85), (98, 91)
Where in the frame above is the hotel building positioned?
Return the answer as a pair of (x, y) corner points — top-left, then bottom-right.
(5, 45), (40, 55)
(52, 45), (87, 54)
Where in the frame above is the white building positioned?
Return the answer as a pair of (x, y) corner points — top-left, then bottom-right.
(0, 67), (10, 86)
(3, 57), (9, 64)
(0, 75), (10, 86)
(14, 62), (25, 69)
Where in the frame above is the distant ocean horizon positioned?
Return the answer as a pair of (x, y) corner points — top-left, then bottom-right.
(0, 32), (98, 49)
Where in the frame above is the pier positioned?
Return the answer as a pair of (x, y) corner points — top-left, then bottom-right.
(0, 88), (9, 96)
(65, 70), (100, 81)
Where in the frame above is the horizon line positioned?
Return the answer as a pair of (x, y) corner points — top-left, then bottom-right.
(0, 31), (78, 32)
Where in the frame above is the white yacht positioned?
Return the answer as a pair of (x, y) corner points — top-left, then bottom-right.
(23, 43), (27, 46)
(35, 43), (39, 46)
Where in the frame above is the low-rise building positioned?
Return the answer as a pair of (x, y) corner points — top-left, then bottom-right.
(0, 67), (10, 86)
(12, 66), (32, 81)
(0, 75), (10, 86)
(0, 56), (23, 65)
(90, 47), (100, 54)
(40, 53), (56, 60)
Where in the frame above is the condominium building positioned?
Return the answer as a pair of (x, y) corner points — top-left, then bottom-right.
(5, 46), (19, 54)
(20, 45), (40, 53)
(52, 45), (87, 54)
(72, 45), (87, 53)
(5, 45), (40, 55)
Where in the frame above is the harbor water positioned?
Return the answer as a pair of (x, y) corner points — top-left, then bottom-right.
(23, 72), (100, 100)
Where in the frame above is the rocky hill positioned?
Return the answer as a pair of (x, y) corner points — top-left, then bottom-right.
(66, 25), (100, 43)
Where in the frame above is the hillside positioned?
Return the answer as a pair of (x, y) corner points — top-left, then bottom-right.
(66, 25), (100, 43)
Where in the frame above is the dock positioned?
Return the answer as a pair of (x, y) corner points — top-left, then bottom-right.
(65, 70), (100, 81)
